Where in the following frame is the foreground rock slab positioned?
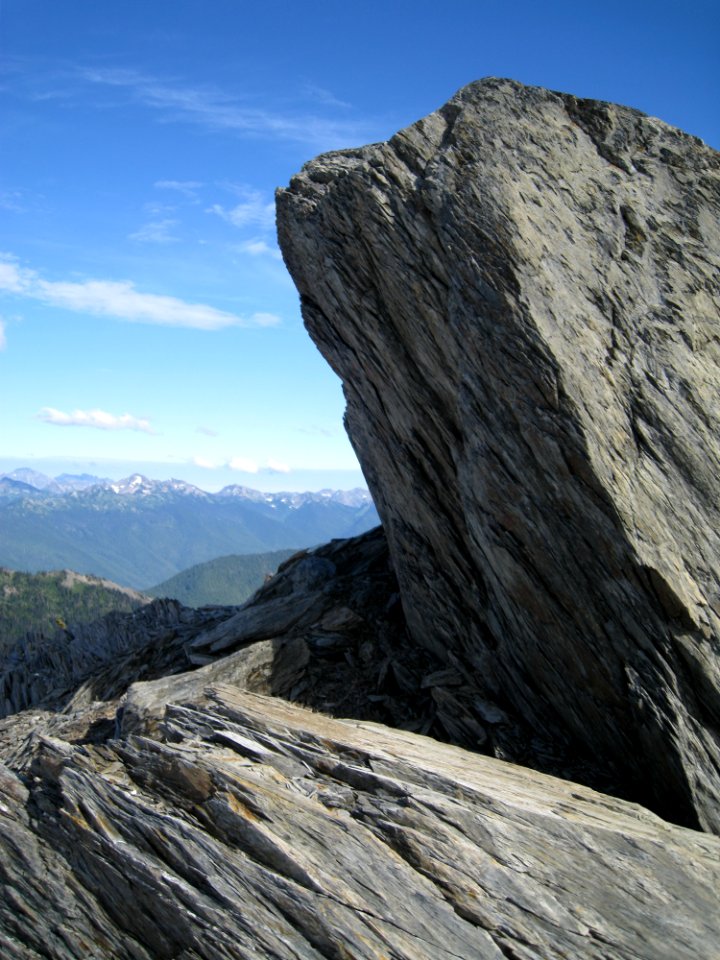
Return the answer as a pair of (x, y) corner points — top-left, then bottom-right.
(277, 77), (720, 831)
(1, 684), (718, 959)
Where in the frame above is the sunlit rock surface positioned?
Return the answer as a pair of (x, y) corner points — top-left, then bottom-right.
(277, 77), (720, 832)
(1, 681), (718, 959)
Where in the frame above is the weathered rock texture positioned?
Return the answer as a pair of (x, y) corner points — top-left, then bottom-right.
(0, 528), (625, 792)
(2, 679), (719, 959)
(0, 598), (236, 719)
(277, 78), (720, 831)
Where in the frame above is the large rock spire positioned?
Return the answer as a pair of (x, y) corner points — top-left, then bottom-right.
(277, 77), (720, 831)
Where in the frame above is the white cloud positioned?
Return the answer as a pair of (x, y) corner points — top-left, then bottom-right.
(228, 456), (259, 473)
(0, 254), (278, 330)
(129, 219), (180, 244)
(266, 458), (291, 474)
(207, 188), (275, 231)
(238, 239), (283, 260)
(196, 425), (218, 437)
(37, 407), (156, 434)
(0, 258), (28, 293)
(35, 278), (249, 330)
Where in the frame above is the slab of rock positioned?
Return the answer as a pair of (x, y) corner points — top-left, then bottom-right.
(1, 683), (718, 959)
(277, 78), (720, 831)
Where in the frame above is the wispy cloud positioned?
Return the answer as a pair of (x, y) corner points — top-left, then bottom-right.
(196, 425), (218, 437)
(37, 407), (156, 434)
(155, 180), (203, 199)
(194, 455), (291, 474)
(129, 219), (180, 244)
(297, 425), (336, 437)
(0, 254), (280, 330)
(302, 83), (352, 110)
(0, 190), (27, 213)
(237, 239), (283, 260)
(34, 278), (272, 329)
(207, 186), (275, 231)
(79, 67), (372, 148)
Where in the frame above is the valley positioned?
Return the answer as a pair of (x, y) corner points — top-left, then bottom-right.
(0, 469), (378, 589)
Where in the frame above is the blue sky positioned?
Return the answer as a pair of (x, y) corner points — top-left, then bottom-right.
(0, 0), (717, 491)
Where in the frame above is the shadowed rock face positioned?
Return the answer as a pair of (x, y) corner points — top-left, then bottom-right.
(277, 77), (720, 831)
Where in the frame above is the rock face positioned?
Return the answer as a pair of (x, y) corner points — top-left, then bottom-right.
(277, 78), (720, 831)
(2, 680), (719, 959)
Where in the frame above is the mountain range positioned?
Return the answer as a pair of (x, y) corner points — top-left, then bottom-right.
(0, 469), (378, 589)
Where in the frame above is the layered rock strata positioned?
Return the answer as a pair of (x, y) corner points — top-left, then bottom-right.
(277, 77), (720, 831)
(1, 679), (718, 959)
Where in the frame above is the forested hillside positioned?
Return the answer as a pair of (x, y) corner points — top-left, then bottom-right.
(147, 548), (297, 607)
(0, 568), (149, 652)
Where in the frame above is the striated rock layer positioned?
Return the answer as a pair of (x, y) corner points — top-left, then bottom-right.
(277, 78), (720, 831)
(1, 527), (717, 956)
(1, 678), (718, 959)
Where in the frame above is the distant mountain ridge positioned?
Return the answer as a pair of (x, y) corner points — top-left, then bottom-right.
(0, 468), (373, 504)
(0, 468), (111, 494)
(0, 469), (378, 589)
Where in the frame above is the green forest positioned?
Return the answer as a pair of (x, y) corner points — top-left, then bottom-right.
(0, 568), (148, 653)
(147, 548), (297, 607)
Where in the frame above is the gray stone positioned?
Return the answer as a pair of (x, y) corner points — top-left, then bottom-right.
(0, 684), (718, 959)
(277, 77), (720, 832)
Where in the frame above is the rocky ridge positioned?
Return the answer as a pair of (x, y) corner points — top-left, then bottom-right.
(2, 681), (718, 960)
(1, 79), (719, 957)
(277, 77), (720, 832)
(1, 526), (718, 957)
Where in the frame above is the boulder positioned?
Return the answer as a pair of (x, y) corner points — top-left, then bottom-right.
(277, 77), (720, 831)
(1, 683), (717, 959)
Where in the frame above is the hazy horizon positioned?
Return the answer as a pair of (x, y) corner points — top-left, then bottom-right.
(0, 456), (368, 494)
